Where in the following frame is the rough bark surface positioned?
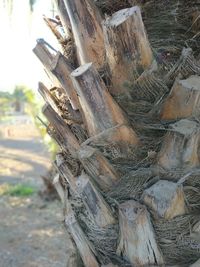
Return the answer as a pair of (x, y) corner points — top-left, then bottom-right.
(103, 6), (153, 95)
(34, 1), (200, 266)
(63, 0), (105, 68)
(117, 200), (164, 266)
(71, 63), (128, 136)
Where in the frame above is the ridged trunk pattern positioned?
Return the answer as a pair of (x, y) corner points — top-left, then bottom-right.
(33, 1), (200, 266)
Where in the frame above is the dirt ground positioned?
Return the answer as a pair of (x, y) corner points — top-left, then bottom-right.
(0, 116), (68, 267)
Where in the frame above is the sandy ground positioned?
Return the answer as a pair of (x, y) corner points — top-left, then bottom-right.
(0, 116), (68, 267)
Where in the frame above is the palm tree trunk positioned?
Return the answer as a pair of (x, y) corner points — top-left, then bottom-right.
(34, 0), (200, 266)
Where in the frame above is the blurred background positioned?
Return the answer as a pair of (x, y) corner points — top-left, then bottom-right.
(0, 1), (68, 266)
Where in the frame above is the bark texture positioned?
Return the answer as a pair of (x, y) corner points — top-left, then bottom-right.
(34, 1), (200, 266)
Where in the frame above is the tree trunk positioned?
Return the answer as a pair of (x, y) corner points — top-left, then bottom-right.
(103, 6), (153, 95)
(34, 1), (200, 266)
(63, 0), (105, 68)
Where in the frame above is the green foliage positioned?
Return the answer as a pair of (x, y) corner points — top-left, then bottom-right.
(2, 184), (36, 197)
(13, 86), (27, 101)
(0, 97), (11, 116)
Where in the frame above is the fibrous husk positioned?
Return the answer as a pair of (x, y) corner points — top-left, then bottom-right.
(96, 1), (200, 59)
(94, 0), (137, 15)
(165, 48), (200, 86)
(154, 214), (200, 265)
(107, 168), (158, 202)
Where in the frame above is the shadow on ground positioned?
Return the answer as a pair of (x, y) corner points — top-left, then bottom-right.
(0, 116), (68, 267)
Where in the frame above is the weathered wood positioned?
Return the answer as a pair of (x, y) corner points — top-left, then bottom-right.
(157, 119), (200, 170)
(43, 104), (80, 157)
(65, 206), (100, 267)
(55, 153), (78, 192)
(54, 0), (72, 35)
(61, 101), (83, 124)
(117, 200), (164, 266)
(53, 171), (81, 267)
(56, 153), (115, 227)
(63, 0), (105, 68)
(53, 173), (65, 203)
(160, 75), (200, 120)
(38, 82), (60, 114)
(33, 40), (79, 110)
(83, 124), (139, 147)
(44, 5), (77, 65)
(71, 63), (132, 136)
(65, 242), (81, 267)
(103, 6), (153, 95)
(142, 180), (186, 220)
(76, 172), (116, 227)
(43, 15), (64, 41)
(78, 145), (119, 191)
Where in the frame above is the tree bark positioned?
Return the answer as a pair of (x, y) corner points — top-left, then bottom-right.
(55, 153), (78, 192)
(160, 75), (200, 120)
(117, 200), (164, 266)
(53, 173), (65, 203)
(142, 180), (186, 220)
(157, 119), (200, 170)
(83, 124), (139, 147)
(54, 0), (72, 35)
(76, 172), (116, 227)
(65, 207), (100, 267)
(63, 0), (105, 68)
(33, 40), (79, 110)
(103, 6), (153, 95)
(33, 1), (200, 266)
(43, 104), (80, 157)
(38, 82), (60, 114)
(78, 145), (119, 192)
(71, 62), (130, 136)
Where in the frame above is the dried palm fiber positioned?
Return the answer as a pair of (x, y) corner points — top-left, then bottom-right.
(50, 87), (72, 116)
(80, 217), (120, 265)
(43, 16), (77, 67)
(96, 1), (200, 55)
(73, 194), (133, 267)
(157, 168), (190, 182)
(107, 167), (158, 202)
(154, 214), (200, 265)
(127, 124), (165, 163)
(116, 97), (154, 117)
(125, 69), (169, 103)
(94, 0), (138, 15)
(181, 170), (200, 212)
(95, 1), (200, 120)
(90, 141), (152, 176)
(69, 124), (88, 144)
(60, 151), (82, 176)
(111, 65), (169, 119)
(165, 48), (200, 86)
(49, 89), (87, 143)
(98, 124), (164, 176)
(142, 1), (200, 56)
(66, 185), (124, 266)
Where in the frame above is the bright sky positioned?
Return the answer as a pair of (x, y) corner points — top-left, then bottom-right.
(0, 0), (59, 92)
